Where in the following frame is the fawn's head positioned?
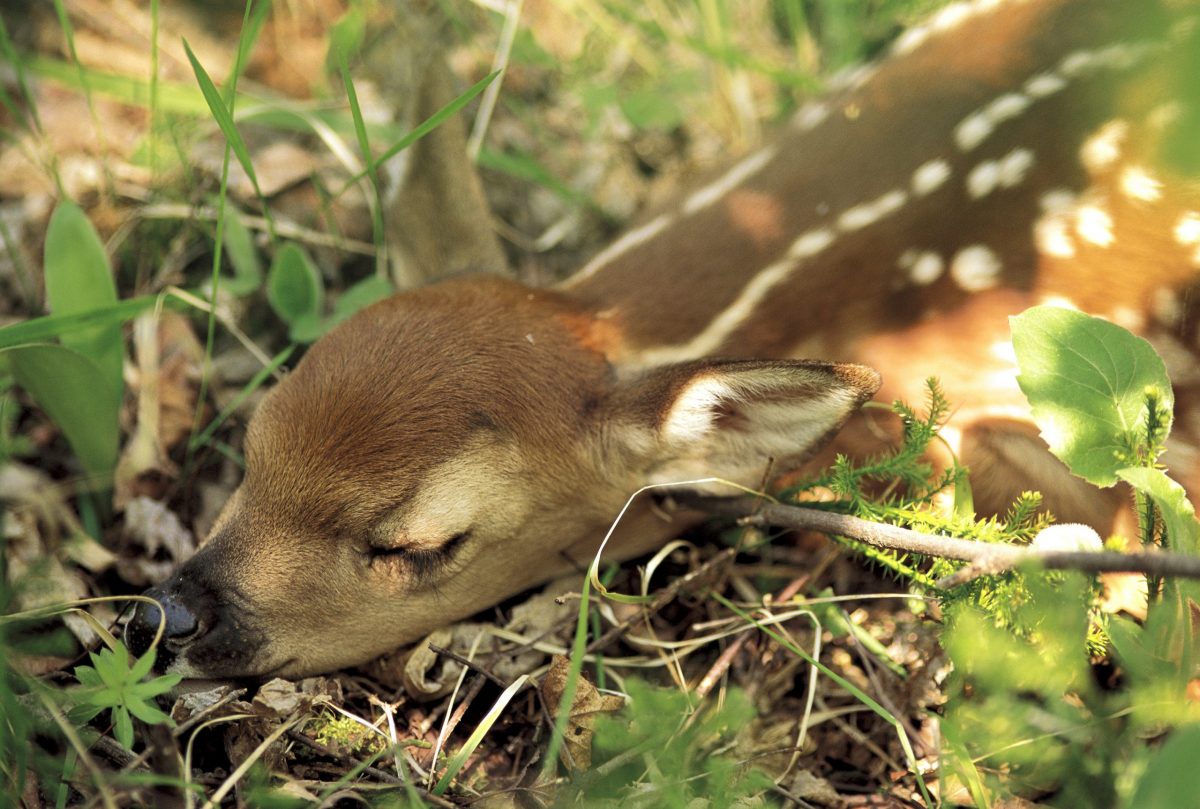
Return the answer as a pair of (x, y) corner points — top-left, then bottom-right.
(125, 276), (878, 677)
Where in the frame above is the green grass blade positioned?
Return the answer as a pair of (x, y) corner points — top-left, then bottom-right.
(5, 344), (120, 481)
(0, 14), (39, 131)
(432, 674), (529, 795)
(182, 39), (268, 223)
(336, 49), (387, 277)
(43, 202), (123, 398)
(344, 70), (501, 188)
(0, 295), (165, 348)
(189, 345), (295, 452)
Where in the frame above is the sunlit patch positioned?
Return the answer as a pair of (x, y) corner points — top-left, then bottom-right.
(950, 245), (1002, 291)
(1079, 120), (1128, 173)
(1119, 166), (1162, 202)
(898, 249), (944, 285)
(1075, 204), (1115, 247)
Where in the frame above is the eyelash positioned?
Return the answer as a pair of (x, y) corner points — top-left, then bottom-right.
(367, 532), (470, 583)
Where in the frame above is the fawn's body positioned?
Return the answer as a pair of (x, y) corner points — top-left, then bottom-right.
(126, 0), (1200, 678)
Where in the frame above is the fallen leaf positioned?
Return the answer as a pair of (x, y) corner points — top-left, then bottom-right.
(541, 655), (625, 770)
(118, 497), (196, 587)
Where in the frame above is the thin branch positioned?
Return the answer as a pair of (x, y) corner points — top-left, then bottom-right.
(682, 496), (1200, 586)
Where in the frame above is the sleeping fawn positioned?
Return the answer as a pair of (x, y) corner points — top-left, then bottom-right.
(126, 0), (1200, 678)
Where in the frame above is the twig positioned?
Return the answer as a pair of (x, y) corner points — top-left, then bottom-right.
(682, 496), (1200, 586)
(284, 729), (403, 785)
(428, 643), (509, 689)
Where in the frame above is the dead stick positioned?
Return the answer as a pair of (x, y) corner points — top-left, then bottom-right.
(682, 496), (1200, 586)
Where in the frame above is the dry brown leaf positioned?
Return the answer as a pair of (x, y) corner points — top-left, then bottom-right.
(117, 496), (196, 587)
(540, 655), (625, 770)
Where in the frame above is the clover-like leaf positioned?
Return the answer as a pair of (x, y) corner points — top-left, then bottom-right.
(1011, 306), (1173, 486)
(267, 243), (324, 330)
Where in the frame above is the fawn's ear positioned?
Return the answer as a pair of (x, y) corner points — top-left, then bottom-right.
(606, 360), (881, 491)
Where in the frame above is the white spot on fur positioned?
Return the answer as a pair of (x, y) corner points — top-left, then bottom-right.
(788, 228), (837, 259)
(791, 101), (831, 132)
(950, 245), (1002, 291)
(1035, 215), (1076, 259)
(1038, 295), (1081, 311)
(684, 146), (778, 215)
(1154, 287), (1183, 325)
(837, 189), (908, 232)
(1025, 72), (1067, 98)
(1080, 120), (1128, 173)
(912, 159), (952, 196)
(1120, 166), (1162, 202)
(955, 111), (994, 151)
(1076, 204), (1115, 247)
(966, 148), (1034, 199)
(956, 93), (1032, 152)
(1149, 102), (1182, 131)
(1040, 189), (1078, 213)
(898, 249), (944, 285)
(567, 214), (673, 285)
(1175, 211), (1200, 245)
(1111, 307), (1145, 330)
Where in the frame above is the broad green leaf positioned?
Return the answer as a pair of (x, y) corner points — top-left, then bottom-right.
(267, 243), (324, 326)
(43, 201), (123, 398)
(1128, 724), (1200, 808)
(287, 312), (325, 344)
(6, 344), (120, 480)
(1117, 467), (1200, 554)
(1011, 306), (1173, 486)
(329, 275), (392, 327)
(220, 206), (262, 295)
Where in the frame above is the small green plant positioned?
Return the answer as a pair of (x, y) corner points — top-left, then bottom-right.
(69, 642), (181, 750)
(559, 678), (772, 806)
(938, 305), (1200, 806)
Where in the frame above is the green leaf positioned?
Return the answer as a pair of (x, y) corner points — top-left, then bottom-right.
(124, 696), (172, 726)
(1011, 306), (1173, 486)
(43, 201), (123, 398)
(130, 673), (182, 699)
(74, 666), (103, 688)
(83, 688), (121, 709)
(183, 39), (264, 204)
(0, 295), (164, 348)
(128, 648), (157, 683)
(113, 705), (134, 750)
(267, 243), (324, 326)
(1117, 467), (1200, 554)
(1128, 724), (1200, 808)
(329, 275), (392, 327)
(220, 206), (263, 295)
(5, 344), (120, 480)
(327, 7), (366, 71)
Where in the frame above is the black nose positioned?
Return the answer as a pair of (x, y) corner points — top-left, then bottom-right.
(125, 589), (200, 659)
